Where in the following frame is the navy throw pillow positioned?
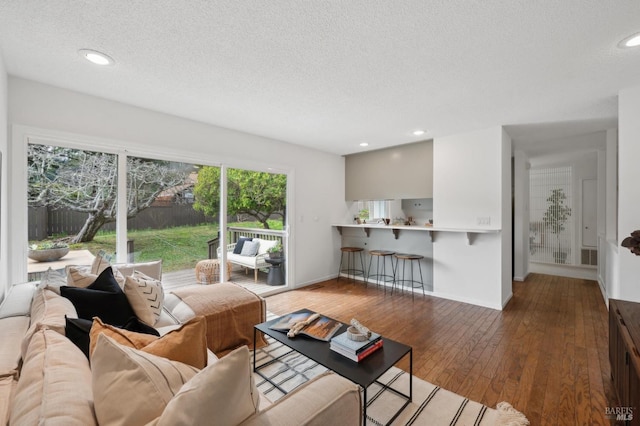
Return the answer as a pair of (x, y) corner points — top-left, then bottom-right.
(60, 267), (136, 326)
(233, 236), (253, 254)
(65, 316), (160, 359)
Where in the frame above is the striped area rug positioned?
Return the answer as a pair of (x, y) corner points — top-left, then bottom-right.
(253, 336), (529, 426)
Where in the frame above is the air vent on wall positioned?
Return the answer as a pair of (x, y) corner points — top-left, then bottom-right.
(581, 249), (598, 266)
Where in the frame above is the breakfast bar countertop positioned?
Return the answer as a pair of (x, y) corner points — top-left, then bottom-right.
(332, 223), (500, 243)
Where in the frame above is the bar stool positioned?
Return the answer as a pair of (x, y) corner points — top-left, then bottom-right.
(337, 247), (365, 283)
(392, 253), (425, 299)
(366, 250), (396, 293)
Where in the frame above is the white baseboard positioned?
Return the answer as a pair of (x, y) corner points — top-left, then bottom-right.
(529, 262), (597, 280)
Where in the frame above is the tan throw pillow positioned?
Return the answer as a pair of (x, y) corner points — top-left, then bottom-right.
(91, 334), (199, 426)
(67, 265), (125, 289)
(155, 345), (259, 426)
(123, 271), (164, 325)
(91, 250), (112, 275)
(89, 316), (208, 369)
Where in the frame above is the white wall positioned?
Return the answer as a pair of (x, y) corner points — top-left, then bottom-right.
(513, 150), (529, 281)
(0, 55), (7, 299)
(7, 77), (347, 287)
(618, 85), (640, 301)
(432, 126), (511, 310)
(603, 128), (619, 300)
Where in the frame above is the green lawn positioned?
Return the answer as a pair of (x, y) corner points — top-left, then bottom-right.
(60, 220), (284, 272)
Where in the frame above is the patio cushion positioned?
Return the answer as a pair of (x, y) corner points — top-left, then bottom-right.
(240, 240), (260, 257)
(256, 239), (278, 255)
(233, 236), (253, 254)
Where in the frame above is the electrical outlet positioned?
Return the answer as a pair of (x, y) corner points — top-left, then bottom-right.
(477, 217), (490, 225)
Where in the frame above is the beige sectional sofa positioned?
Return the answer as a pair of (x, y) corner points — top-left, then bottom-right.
(0, 278), (362, 425)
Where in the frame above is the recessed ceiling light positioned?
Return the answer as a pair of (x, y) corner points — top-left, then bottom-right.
(412, 130), (425, 136)
(359, 142), (369, 147)
(78, 49), (115, 66)
(618, 32), (640, 48)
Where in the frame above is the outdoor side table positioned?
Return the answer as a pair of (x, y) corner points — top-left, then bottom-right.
(265, 257), (285, 285)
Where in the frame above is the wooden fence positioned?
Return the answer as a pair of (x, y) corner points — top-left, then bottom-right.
(28, 205), (216, 240)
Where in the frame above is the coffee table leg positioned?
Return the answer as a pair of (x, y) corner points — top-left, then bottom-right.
(409, 348), (413, 402)
(363, 386), (367, 424)
(253, 327), (257, 372)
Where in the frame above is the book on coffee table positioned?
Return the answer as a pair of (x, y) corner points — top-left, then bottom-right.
(330, 339), (383, 362)
(329, 330), (383, 361)
(269, 312), (342, 341)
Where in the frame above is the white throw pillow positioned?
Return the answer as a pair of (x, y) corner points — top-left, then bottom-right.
(257, 239), (278, 255)
(37, 267), (67, 295)
(113, 259), (163, 281)
(91, 334), (199, 426)
(240, 240), (260, 257)
(123, 271), (164, 326)
(155, 346), (259, 426)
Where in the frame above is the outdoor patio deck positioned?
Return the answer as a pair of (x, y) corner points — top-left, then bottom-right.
(162, 264), (284, 297)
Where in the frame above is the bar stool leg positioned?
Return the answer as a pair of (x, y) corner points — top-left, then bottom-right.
(417, 260), (425, 296)
(359, 251), (365, 284)
(410, 259), (414, 301)
(337, 251), (345, 282)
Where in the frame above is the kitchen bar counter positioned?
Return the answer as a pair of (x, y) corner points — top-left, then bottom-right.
(332, 223), (500, 245)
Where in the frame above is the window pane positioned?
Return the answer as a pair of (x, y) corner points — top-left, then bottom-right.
(27, 144), (117, 279)
(126, 157), (214, 276)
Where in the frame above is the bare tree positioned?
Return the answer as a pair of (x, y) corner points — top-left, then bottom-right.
(28, 145), (188, 243)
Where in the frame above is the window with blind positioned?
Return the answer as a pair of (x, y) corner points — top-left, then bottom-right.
(529, 166), (574, 264)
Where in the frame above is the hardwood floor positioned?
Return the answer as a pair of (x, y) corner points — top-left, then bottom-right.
(264, 273), (617, 425)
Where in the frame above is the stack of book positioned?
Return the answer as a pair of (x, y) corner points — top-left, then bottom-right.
(330, 331), (383, 362)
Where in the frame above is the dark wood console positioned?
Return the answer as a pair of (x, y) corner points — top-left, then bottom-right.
(609, 299), (640, 425)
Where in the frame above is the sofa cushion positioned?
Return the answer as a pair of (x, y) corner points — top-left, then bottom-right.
(0, 316), (30, 377)
(154, 346), (259, 426)
(123, 271), (164, 325)
(91, 333), (199, 426)
(60, 267), (136, 326)
(90, 316), (208, 369)
(0, 282), (36, 319)
(0, 376), (17, 426)
(233, 236), (253, 254)
(227, 252), (261, 269)
(66, 316), (159, 359)
(10, 329), (96, 426)
(21, 288), (77, 359)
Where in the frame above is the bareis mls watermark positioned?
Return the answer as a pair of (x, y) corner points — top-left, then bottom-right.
(605, 406), (634, 421)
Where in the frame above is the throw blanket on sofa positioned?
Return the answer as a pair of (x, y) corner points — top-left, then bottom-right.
(170, 283), (267, 356)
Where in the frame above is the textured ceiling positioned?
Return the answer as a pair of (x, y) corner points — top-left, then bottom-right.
(0, 1), (638, 155)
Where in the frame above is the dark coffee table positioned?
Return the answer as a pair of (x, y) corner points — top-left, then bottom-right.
(253, 309), (412, 425)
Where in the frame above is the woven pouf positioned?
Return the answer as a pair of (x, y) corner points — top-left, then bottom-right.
(195, 259), (232, 284)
